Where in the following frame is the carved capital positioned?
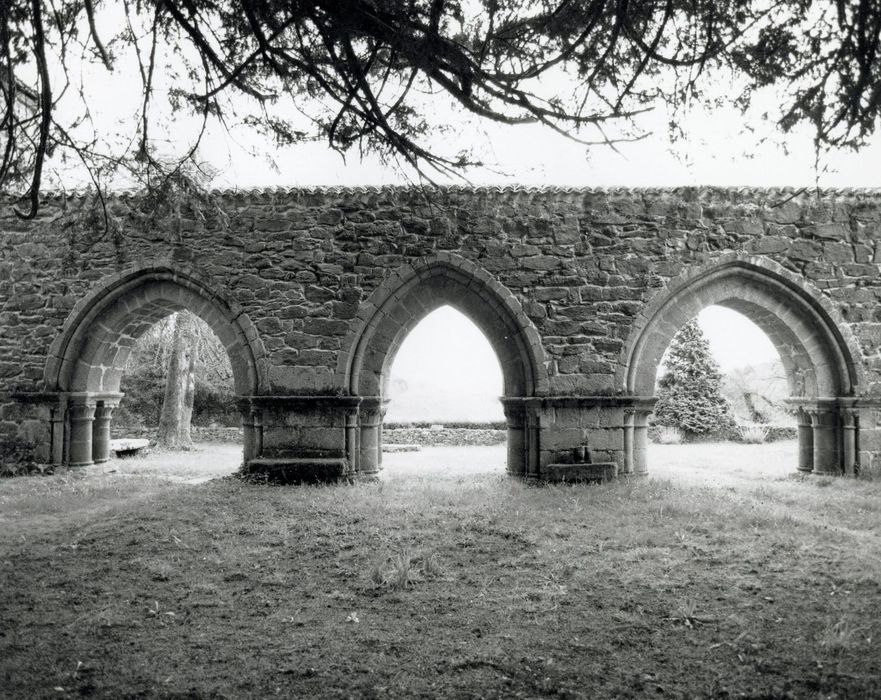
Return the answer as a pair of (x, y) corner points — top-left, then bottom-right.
(68, 402), (96, 422)
(359, 408), (384, 426)
(94, 404), (116, 421)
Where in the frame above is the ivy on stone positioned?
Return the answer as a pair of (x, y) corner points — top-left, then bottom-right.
(652, 319), (736, 437)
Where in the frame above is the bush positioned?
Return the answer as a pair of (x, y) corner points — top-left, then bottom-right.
(0, 439), (46, 477)
(191, 381), (239, 426)
(739, 424), (769, 444)
(118, 364), (166, 426)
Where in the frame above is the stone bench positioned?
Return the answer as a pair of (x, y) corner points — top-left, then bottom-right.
(243, 457), (348, 484)
(109, 438), (151, 457)
(542, 462), (618, 484)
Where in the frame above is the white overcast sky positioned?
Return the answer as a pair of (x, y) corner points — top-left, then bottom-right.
(204, 93), (880, 189)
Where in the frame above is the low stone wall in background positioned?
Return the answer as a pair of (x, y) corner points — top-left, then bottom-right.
(111, 426), (243, 443)
(112, 425), (505, 447)
(113, 423), (795, 449)
(647, 424), (797, 444)
(384, 427), (506, 447)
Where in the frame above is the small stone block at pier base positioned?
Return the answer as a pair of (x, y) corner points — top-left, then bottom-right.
(244, 457), (348, 484)
(110, 438), (150, 457)
(542, 462), (618, 484)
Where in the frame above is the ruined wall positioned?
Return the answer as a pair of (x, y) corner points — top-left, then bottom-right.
(2, 186), (880, 476)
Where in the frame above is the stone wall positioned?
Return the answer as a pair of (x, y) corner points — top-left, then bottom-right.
(2, 186), (880, 478)
(384, 427), (506, 447)
(110, 425), (243, 443)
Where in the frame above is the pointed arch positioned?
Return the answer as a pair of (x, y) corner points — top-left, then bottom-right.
(618, 255), (862, 398)
(337, 253), (549, 399)
(45, 264), (267, 397)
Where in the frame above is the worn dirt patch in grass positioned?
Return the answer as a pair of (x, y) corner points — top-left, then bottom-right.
(2, 443), (880, 698)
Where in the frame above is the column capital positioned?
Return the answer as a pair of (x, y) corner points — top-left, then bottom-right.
(94, 404), (117, 420)
(841, 409), (858, 427)
(804, 407), (825, 421)
(68, 401), (97, 421)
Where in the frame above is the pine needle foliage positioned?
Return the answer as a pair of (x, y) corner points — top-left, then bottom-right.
(652, 319), (736, 437)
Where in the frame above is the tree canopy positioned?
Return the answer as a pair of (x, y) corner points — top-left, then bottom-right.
(2, 1), (880, 216)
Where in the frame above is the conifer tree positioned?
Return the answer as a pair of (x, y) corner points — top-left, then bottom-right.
(652, 319), (736, 436)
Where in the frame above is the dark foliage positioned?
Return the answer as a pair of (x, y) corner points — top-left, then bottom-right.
(652, 318), (737, 436)
(118, 366), (238, 428)
(116, 311), (238, 429)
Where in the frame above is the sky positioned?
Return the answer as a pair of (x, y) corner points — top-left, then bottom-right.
(57, 18), (880, 191)
(200, 92), (881, 190)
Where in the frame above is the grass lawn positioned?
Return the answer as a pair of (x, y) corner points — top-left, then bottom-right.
(2, 441), (880, 698)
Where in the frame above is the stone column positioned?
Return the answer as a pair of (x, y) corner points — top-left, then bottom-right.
(503, 400), (527, 476)
(810, 408), (840, 476)
(622, 409), (635, 475)
(345, 407), (361, 475)
(68, 399), (97, 467)
(842, 409), (858, 476)
(50, 399), (67, 466)
(796, 408), (814, 474)
(91, 401), (119, 464)
(377, 403), (388, 471)
(359, 400), (383, 476)
(525, 404), (541, 478)
(241, 407), (263, 464)
(632, 411), (650, 476)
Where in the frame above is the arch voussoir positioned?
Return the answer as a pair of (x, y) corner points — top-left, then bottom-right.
(46, 264), (266, 398)
(618, 253), (864, 476)
(335, 252), (549, 476)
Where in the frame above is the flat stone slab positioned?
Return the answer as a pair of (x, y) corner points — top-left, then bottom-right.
(110, 438), (150, 456)
(543, 462), (618, 484)
(244, 457), (348, 484)
(383, 444), (421, 453)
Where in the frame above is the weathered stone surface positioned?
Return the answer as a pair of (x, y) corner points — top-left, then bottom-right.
(2, 185), (880, 479)
(243, 457), (348, 483)
(110, 438), (150, 455)
(542, 462), (618, 483)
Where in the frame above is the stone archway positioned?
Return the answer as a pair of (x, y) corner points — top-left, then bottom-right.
(337, 253), (550, 477)
(618, 255), (863, 475)
(44, 265), (267, 467)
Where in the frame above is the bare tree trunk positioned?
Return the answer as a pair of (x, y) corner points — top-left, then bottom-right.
(180, 344), (195, 443)
(158, 312), (197, 449)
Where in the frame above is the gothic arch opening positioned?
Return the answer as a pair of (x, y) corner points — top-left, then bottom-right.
(339, 255), (548, 477)
(44, 266), (265, 467)
(382, 305), (506, 476)
(384, 305), (505, 424)
(620, 258), (862, 476)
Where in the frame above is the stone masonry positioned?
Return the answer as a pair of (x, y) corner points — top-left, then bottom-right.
(2, 186), (881, 479)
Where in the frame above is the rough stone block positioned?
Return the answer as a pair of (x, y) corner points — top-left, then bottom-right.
(244, 457), (348, 483)
(542, 462), (618, 483)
